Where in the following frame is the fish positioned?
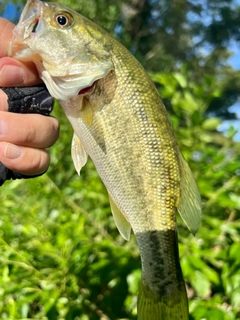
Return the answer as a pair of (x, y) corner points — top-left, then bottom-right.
(9, 0), (202, 319)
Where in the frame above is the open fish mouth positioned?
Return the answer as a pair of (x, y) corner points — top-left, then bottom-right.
(8, 0), (114, 100)
(8, 0), (43, 61)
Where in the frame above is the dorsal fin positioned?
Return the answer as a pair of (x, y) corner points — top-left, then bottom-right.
(177, 152), (202, 235)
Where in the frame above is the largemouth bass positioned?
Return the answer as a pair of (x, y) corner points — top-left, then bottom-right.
(9, 1), (202, 318)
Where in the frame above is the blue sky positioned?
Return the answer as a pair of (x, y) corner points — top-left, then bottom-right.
(222, 44), (240, 141)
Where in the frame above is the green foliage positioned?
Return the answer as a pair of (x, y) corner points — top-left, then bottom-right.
(0, 0), (240, 318)
(0, 70), (239, 319)
(0, 107), (139, 320)
(153, 71), (240, 320)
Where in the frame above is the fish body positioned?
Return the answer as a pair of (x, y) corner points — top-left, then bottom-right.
(9, 1), (202, 319)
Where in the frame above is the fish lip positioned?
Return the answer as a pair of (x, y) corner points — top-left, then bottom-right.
(8, 0), (43, 60)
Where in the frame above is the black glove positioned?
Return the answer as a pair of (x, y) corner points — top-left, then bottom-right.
(0, 85), (54, 186)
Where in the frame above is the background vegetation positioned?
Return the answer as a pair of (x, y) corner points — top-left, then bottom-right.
(0, 0), (240, 319)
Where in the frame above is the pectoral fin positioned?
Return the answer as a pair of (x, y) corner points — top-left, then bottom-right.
(109, 194), (132, 241)
(71, 133), (88, 175)
(80, 97), (94, 126)
(177, 152), (202, 235)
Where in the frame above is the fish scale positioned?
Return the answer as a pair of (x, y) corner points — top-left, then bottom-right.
(9, 1), (202, 318)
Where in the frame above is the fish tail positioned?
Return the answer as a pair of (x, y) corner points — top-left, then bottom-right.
(137, 279), (188, 320)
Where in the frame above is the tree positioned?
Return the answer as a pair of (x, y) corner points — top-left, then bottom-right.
(0, 0), (240, 319)
(1, 0), (240, 118)
(117, 0), (240, 120)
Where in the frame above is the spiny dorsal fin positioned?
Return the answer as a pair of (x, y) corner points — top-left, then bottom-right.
(177, 152), (202, 235)
(71, 133), (88, 175)
(109, 194), (132, 241)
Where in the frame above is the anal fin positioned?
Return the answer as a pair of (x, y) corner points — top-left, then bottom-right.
(109, 194), (132, 241)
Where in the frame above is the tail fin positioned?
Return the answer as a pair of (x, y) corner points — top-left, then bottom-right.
(137, 280), (189, 320)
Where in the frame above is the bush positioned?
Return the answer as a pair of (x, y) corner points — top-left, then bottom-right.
(0, 71), (239, 319)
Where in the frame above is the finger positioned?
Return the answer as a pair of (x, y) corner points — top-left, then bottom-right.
(0, 142), (50, 175)
(0, 18), (41, 86)
(0, 90), (8, 111)
(0, 112), (60, 148)
(0, 57), (41, 87)
(0, 18), (14, 57)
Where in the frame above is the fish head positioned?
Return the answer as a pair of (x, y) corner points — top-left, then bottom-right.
(9, 0), (113, 100)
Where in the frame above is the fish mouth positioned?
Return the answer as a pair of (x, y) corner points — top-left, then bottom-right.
(8, 0), (43, 61)
(8, 0), (114, 101)
(78, 81), (96, 95)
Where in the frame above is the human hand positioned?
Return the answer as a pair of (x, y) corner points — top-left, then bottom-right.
(0, 18), (59, 176)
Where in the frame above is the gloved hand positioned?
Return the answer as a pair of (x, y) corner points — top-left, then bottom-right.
(0, 84), (54, 186)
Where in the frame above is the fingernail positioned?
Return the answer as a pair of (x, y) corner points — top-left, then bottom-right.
(4, 143), (22, 159)
(0, 119), (7, 136)
(0, 65), (25, 86)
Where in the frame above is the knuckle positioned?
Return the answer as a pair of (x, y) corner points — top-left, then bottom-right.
(30, 149), (50, 173)
(51, 117), (60, 139)
(46, 117), (60, 146)
(24, 120), (37, 145)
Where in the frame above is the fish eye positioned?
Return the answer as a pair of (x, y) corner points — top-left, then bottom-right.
(54, 12), (73, 27)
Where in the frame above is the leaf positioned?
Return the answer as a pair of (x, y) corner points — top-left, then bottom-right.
(173, 72), (187, 88)
(127, 269), (141, 295)
(192, 271), (211, 297)
(202, 118), (221, 130)
(207, 309), (225, 320)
